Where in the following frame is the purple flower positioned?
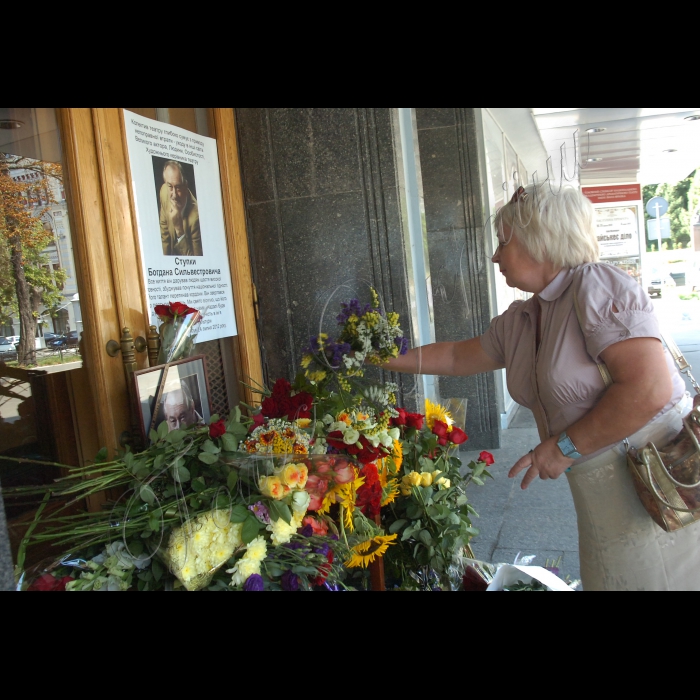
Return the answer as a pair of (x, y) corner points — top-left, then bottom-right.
(243, 574), (264, 591)
(314, 543), (330, 557)
(249, 502), (270, 524)
(299, 524), (314, 538)
(395, 336), (409, 355)
(336, 299), (372, 325)
(323, 582), (341, 592)
(281, 569), (299, 592)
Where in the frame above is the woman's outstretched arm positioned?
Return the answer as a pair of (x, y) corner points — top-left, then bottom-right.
(382, 337), (504, 376)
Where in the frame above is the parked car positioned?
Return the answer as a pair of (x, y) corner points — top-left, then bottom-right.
(0, 337), (18, 358)
(47, 331), (79, 349)
(5, 335), (20, 345)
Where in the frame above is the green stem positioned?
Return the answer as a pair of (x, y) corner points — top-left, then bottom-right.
(339, 505), (349, 548)
(14, 491), (51, 585)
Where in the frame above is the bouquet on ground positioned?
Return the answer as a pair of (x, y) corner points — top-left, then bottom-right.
(154, 301), (204, 364)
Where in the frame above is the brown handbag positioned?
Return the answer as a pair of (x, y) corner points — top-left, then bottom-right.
(573, 291), (700, 532)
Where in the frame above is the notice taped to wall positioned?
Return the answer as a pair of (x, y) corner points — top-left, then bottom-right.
(123, 110), (237, 341)
(593, 206), (640, 259)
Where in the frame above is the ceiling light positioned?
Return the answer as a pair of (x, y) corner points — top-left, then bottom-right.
(587, 157), (603, 162)
(586, 127), (606, 133)
(0, 119), (23, 129)
(684, 115), (700, 121)
(663, 149), (678, 153)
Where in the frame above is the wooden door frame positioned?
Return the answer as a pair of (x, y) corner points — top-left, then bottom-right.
(56, 108), (261, 463)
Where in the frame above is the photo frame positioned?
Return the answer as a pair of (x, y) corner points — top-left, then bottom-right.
(132, 354), (211, 447)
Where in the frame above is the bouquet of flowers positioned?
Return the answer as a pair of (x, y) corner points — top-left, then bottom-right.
(154, 301), (204, 364)
(13, 287), (495, 592)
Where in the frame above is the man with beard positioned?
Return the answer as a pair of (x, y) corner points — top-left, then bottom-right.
(159, 160), (203, 256)
(162, 381), (203, 432)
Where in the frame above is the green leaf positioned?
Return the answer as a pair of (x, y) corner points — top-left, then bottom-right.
(157, 420), (169, 439)
(123, 451), (135, 470)
(139, 484), (155, 505)
(230, 505), (249, 523)
(221, 433), (239, 452)
(418, 529), (433, 547)
(389, 519), (407, 534)
(209, 414), (220, 424)
(128, 540), (144, 556)
(198, 452), (219, 465)
(94, 447), (109, 463)
(152, 558), (163, 582)
(167, 429), (186, 444)
(175, 465), (191, 483)
(148, 512), (161, 531)
(472, 476), (484, 486)
(189, 497), (201, 509)
(227, 422), (249, 440)
(242, 516), (262, 544)
(149, 429), (159, 444)
(202, 439), (221, 454)
(192, 476), (206, 493)
(276, 502), (292, 525)
(406, 505), (422, 520)
(227, 471), (239, 491)
(153, 454), (165, 472)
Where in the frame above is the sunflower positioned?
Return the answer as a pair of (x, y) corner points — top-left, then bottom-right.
(381, 479), (400, 507)
(345, 534), (398, 568)
(425, 398), (453, 431)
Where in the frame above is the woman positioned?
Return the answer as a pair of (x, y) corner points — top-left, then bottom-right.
(384, 184), (699, 591)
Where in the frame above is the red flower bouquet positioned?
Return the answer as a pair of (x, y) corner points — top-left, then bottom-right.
(154, 301), (203, 364)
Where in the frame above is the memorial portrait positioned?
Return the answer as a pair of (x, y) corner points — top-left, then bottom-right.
(133, 355), (211, 446)
(152, 156), (203, 257)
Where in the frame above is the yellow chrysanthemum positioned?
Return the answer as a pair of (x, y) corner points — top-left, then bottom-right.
(345, 534), (398, 568)
(425, 398), (453, 431)
(306, 370), (327, 382)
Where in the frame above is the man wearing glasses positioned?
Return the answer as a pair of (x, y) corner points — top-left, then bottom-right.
(159, 160), (203, 257)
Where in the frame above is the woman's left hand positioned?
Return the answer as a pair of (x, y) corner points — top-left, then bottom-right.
(508, 437), (575, 490)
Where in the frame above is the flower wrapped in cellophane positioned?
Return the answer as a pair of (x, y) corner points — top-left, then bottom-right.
(154, 301), (204, 364)
(301, 287), (408, 384)
(166, 509), (243, 591)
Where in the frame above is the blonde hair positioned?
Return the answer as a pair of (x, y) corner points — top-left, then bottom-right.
(494, 184), (600, 268)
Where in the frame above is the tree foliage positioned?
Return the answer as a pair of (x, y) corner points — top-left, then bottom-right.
(0, 153), (67, 365)
(643, 170), (696, 251)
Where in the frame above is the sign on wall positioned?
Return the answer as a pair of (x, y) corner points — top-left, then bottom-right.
(593, 206), (641, 258)
(123, 110), (237, 342)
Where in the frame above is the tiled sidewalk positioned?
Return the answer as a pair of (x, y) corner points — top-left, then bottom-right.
(459, 407), (581, 584)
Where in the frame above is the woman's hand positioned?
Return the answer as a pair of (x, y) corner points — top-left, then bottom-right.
(508, 437), (575, 490)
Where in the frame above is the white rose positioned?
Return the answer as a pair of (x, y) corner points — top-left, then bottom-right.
(291, 490), (311, 515)
(388, 427), (400, 441)
(343, 428), (360, 445)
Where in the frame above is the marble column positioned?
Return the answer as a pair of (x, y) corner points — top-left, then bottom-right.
(0, 480), (14, 591)
(415, 108), (500, 450)
(235, 108), (418, 410)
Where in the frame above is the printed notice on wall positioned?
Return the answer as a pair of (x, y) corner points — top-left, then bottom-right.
(593, 206), (641, 259)
(123, 110), (237, 341)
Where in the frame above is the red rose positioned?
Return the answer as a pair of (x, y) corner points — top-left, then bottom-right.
(209, 419), (226, 439)
(251, 412), (266, 430)
(289, 391), (313, 420)
(311, 550), (334, 587)
(432, 420), (449, 439)
(449, 427), (469, 445)
(405, 412), (424, 430)
(28, 573), (72, 591)
(154, 304), (174, 322)
(260, 396), (278, 418)
(272, 378), (292, 398)
(479, 451), (495, 466)
(391, 408), (408, 427)
(169, 301), (191, 317)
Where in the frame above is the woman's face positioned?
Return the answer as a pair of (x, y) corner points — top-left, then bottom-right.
(491, 223), (560, 294)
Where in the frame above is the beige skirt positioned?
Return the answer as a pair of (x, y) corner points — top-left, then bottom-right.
(566, 393), (700, 591)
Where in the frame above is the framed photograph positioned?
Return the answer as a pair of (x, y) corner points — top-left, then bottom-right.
(133, 355), (211, 446)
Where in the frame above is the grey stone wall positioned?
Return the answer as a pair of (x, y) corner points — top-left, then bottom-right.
(0, 480), (15, 591)
(415, 108), (500, 450)
(235, 108), (417, 410)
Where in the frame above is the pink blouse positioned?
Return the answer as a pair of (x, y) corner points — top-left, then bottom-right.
(480, 263), (686, 458)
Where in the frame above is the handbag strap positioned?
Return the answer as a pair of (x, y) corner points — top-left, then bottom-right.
(572, 287), (700, 396)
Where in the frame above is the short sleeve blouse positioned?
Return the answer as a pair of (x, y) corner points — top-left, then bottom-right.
(480, 263), (686, 453)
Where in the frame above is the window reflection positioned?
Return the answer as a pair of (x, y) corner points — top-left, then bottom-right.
(0, 108), (82, 371)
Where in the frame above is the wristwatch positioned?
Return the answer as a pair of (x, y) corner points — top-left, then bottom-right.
(557, 432), (582, 460)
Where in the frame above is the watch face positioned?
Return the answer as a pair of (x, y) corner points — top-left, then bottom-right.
(558, 434), (576, 456)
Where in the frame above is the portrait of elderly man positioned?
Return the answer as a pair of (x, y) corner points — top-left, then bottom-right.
(158, 159), (203, 257)
(162, 380), (203, 432)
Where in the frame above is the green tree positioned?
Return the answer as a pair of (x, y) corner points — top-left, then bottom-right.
(643, 171), (695, 251)
(0, 154), (67, 366)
